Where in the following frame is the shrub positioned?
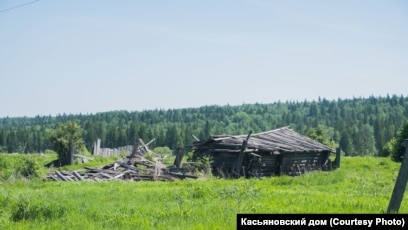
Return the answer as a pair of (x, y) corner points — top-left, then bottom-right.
(17, 157), (41, 179)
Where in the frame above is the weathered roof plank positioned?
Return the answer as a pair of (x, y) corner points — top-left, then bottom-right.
(193, 127), (334, 153)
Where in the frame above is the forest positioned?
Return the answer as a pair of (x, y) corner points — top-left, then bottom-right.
(0, 94), (407, 157)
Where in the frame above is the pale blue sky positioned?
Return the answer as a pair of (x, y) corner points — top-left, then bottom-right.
(1, 0), (407, 117)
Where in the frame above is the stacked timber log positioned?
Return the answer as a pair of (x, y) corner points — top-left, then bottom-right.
(45, 153), (197, 182)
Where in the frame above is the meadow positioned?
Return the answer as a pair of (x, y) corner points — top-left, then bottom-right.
(0, 153), (407, 229)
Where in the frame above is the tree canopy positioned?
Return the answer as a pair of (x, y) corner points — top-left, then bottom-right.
(1, 95), (408, 159)
(382, 121), (408, 162)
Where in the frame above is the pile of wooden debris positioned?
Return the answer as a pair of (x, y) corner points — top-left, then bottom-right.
(45, 139), (196, 182)
(45, 154), (196, 182)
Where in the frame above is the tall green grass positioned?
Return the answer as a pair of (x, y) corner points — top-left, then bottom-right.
(0, 155), (406, 229)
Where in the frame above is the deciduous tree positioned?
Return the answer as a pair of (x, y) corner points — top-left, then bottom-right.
(48, 121), (84, 165)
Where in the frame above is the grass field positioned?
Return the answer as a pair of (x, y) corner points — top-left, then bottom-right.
(0, 153), (407, 229)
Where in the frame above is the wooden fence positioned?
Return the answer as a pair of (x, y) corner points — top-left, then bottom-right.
(92, 139), (133, 157)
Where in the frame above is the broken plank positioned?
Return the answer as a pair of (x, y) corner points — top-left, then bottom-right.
(99, 172), (114, 179)
(113, 172), (126, 179)
(55, 171), (71, 181)
(72, 171), (84, 181)
(49, 175), (60, 181)
(118, 162), (139, 172)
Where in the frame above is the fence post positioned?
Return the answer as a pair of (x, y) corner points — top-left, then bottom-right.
(387, 140), (408, 213)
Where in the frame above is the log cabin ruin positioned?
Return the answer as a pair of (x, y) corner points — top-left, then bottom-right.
(192, 127), (338, 178)
(46, 127), (339, 182)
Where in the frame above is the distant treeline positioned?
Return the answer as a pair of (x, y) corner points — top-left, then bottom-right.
(1, 95), (407, 156)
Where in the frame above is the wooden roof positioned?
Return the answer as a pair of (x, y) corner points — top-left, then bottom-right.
(193, 127), (335, 153)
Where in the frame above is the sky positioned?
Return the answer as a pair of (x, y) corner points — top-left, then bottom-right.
(0, 0), (407, 118)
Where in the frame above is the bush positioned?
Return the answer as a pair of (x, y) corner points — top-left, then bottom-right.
(17, 157), (41, 179)
(381, 138), (397, 157)
(153, 146), (173, 156)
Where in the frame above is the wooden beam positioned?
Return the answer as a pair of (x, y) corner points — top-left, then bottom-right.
(72, 171), (84, 181)
(55, 171), (68, 181)
(138, 138), (149, 152)
(387, 140), (408, 213)
(118, 162), (139, 172)
(99, 172), (114, 179)
(139, 138), (156, 153)
(192, 135), (200, 142)
(234, 131), (252, 177)
(56, 171), (74, 181)
(145, 138), (156, 146)
(173, 147), (185, 168)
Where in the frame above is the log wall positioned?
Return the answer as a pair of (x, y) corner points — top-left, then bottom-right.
(201, 150), (331, 178)
(280, 151), (330, 176)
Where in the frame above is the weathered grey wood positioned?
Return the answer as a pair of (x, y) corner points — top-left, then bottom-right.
(96, 139), (101, 155)
(234, 131), (252, 177)
(193, 127), (335, 178)
(145, 138), (156, 146)
(387, 140), (408, 213)
(114, 172), (127, 179)
(113, 162), (119, 171)
(99, 172), (114, 179)
(46, 146), (199, 182)
(49, 175), (60, 181)
(64, 174), (75, 181)
(173, 147), (185, 168)
(93, 141), (97, 155)
(139, 138), (148, 151)
(72, 171), (84, 181)
(119, 162), (139, 172)
(192, 135), (200, 142)
(193, 127), (333, 153)
(93, 139), (101, 155)
(249, 152), (261, 158)
(55, 171), (69, 181)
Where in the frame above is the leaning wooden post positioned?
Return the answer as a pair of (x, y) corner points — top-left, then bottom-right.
(235, 131), (252, 177)
(387, 140), (408, 213)
(173, 147), (185, 168)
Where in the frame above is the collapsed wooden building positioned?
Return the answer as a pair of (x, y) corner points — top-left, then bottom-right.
(192, 127), (338, 177)
(46, 138), (197, 182)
